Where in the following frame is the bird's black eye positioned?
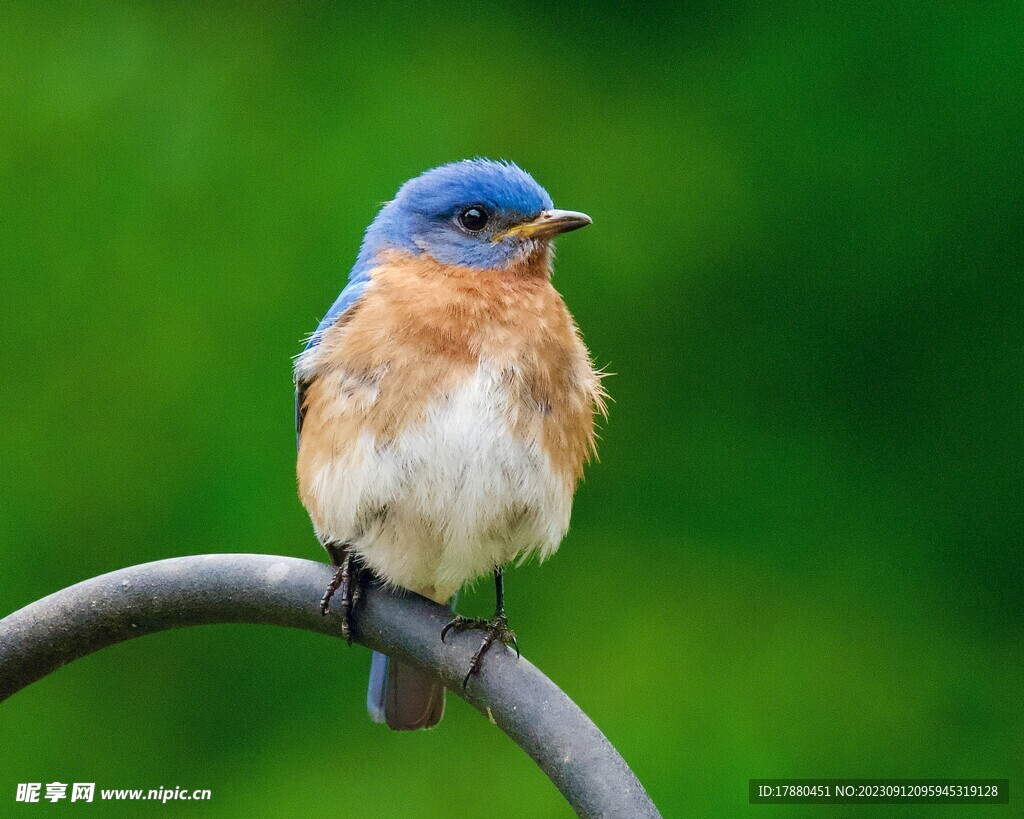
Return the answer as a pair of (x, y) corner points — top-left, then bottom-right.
(458, 206), (489, 232)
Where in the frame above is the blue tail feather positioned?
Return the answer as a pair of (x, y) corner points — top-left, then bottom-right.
(367, 651), (389, 724)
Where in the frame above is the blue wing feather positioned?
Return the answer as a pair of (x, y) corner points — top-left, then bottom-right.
(295, 272), (371, 444)
(302, 276), (369, 354)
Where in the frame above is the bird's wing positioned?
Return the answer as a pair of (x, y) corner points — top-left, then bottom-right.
(295, 276), (370, 443)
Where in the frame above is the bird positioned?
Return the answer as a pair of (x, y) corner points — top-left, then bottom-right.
(294, 159), (605, 730)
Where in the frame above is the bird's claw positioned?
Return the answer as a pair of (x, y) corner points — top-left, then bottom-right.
(320, 550), (362, 646)
(441, 613), (519, 688)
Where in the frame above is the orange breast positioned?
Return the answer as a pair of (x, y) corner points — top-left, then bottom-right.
(297, 249), (605, 515)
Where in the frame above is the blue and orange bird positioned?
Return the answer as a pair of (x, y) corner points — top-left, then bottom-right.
(294, 159), (605, 730)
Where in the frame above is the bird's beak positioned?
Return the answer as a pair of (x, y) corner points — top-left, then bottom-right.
(495, 209), (593, 241)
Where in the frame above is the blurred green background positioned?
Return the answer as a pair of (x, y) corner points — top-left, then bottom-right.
(1, 2), (1021, 816)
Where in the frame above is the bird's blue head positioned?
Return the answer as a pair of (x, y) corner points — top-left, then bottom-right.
(355, 159), (591, 272)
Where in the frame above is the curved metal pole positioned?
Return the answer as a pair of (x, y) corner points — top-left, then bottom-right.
(0, 554), (659, 819)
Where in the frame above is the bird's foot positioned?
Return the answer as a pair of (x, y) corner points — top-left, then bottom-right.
(320, 548), (363, 645)
(441, 613), (519, 688)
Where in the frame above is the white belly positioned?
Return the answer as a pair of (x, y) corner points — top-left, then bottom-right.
(307, 365), (572, 601)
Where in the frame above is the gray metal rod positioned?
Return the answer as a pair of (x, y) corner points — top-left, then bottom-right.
(0, 554), (659, 818)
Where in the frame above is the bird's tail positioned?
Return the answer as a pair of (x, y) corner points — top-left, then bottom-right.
(367, 651), (445, 730)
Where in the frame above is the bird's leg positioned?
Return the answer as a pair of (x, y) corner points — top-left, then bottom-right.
(441, 568), (519, 687)
(320, 542), (363, 645)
